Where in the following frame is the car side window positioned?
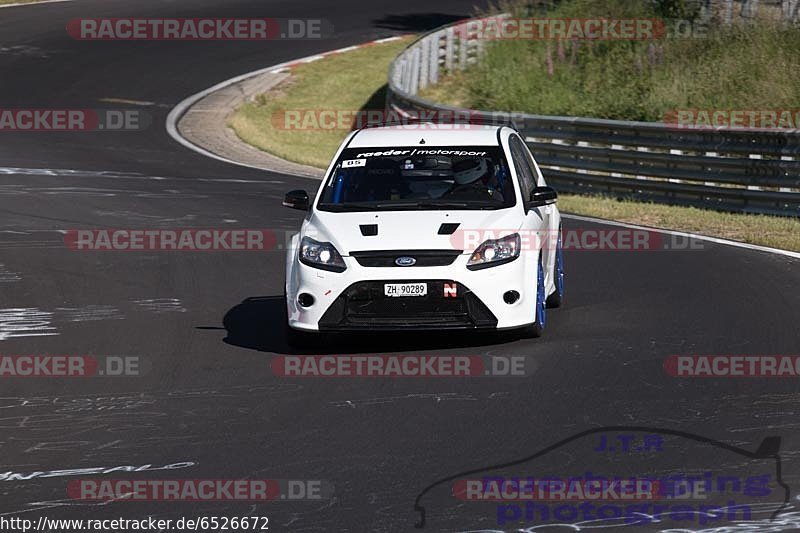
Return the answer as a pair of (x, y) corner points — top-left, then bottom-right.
(521, 140), (546, 187)
(508, 135), (536, 202)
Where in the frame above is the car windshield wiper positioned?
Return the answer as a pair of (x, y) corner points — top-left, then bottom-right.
(373, 201), (472, 209)
(321, 201), (499, 211)
(416, 201), (474, 209)
(318, 202), (380, 211)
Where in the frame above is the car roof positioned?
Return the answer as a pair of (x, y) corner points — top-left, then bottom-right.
(347, 124), (508, 148)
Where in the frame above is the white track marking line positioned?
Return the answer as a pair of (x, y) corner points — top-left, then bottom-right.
(0, 0), (73, 8)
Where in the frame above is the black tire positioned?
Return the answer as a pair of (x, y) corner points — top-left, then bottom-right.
(546, 227), (565, 309)
(523, 255), (546, 338)
(546, 291), (562, 308)
(524, 317), (544, 339)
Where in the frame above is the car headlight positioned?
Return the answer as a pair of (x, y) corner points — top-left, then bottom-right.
(467, 233), (521, 270)
(299, 236), (346, 272)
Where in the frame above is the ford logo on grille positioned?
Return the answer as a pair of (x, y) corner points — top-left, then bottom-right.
(395, 256), (417, 267)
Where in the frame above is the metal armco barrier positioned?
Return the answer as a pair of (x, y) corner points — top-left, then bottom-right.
(386, 17), (800, 217)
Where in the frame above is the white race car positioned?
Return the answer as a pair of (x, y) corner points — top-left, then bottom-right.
(283, 123), (564, 346)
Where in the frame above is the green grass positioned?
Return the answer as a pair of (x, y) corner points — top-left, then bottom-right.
(230, 37), (413, 169)
(422, 0), (800, 121)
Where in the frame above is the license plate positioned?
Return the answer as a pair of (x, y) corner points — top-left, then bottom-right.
(384, 282), (427, 297)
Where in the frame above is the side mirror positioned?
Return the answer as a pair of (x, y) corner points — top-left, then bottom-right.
(530, 186), (557, 207)
(283, 190), (309, 210)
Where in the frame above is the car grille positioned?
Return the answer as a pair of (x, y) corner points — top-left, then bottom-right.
(349, 250), (462, 267)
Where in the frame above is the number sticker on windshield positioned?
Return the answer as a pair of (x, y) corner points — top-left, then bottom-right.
(342, 159), (366, 168)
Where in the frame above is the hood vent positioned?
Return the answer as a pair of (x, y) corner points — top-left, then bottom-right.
(437, 223), (460, 235)
(360, 224), (378, 236)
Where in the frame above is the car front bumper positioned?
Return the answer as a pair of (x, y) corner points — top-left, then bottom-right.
(286, 249), (541, 332)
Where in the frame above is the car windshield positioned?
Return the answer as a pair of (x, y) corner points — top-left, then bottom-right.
(317, 146), (515, 211)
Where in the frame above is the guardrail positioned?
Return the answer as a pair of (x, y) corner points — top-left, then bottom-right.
(386, 16), (800, 217)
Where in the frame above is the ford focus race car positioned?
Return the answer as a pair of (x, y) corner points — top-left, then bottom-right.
(282, 123), (564, 346)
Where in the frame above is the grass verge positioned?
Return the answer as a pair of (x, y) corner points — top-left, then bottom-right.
(230, 37), (413, 169)
(229, 34), (800, 253)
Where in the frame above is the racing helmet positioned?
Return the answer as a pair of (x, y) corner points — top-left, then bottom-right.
(453, 158), (489, 185)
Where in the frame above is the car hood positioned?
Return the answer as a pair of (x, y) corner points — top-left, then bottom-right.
(303, 208), (524, 254)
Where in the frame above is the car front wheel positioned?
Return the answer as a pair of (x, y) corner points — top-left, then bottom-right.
(523, 254), (547, 338)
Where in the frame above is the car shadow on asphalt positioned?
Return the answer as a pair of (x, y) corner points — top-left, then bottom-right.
(215, 295), (522, 355)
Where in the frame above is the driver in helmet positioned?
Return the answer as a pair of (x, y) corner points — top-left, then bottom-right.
(443, 158), (503, 201)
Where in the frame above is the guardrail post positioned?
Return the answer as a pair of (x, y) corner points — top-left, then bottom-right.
(611, 144), (623, 177)
(787, 0), (800, 22)
(747, 154), (762, 190)
(429, 31), (441, 85)
(722, 0), (734, 25)
(458, 32), (468, 68)
(780, 156), (793, 191)
(704, 152), (717, 186)
(636, 146), (649, 180)
(669, 149), (683, 184)
(577, 141), (588, 174)
(742, 0), (760, 20)
(419, 38), (430, 90)
(444, 27), (455, 72)
(409, 47), (421, 95)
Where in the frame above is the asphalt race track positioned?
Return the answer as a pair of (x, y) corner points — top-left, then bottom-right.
(0, 1), (799, 531)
